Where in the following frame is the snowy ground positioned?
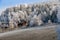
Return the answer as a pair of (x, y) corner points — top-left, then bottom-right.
(0, 24), (59, 40)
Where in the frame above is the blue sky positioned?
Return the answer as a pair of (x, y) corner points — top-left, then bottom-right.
(0, 0), (49, 9)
